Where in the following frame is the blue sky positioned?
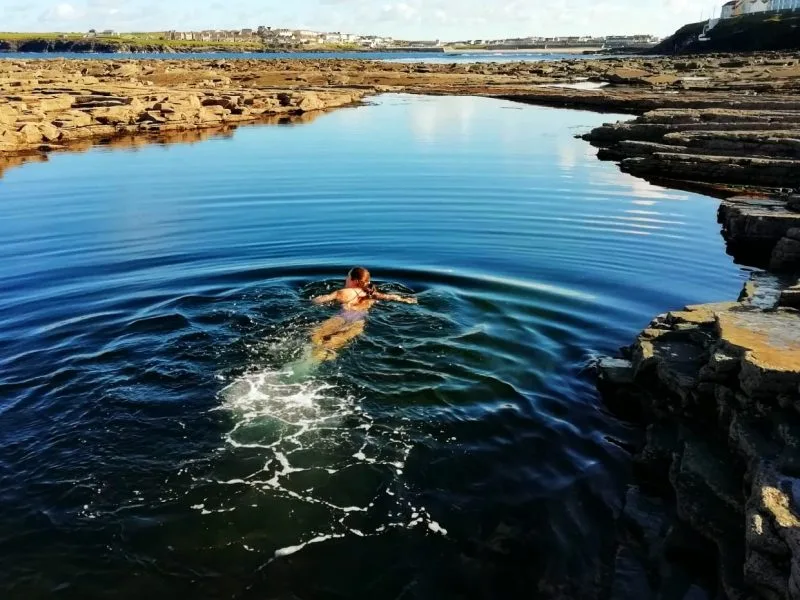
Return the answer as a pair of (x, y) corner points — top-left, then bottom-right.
(1, 0), (711, 38)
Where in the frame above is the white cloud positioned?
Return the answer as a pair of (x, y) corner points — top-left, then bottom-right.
(15, 0), (701, 37)
(44, 2), (82, 20)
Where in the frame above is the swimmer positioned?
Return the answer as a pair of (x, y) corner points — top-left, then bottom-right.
(310, 267), (417, 361)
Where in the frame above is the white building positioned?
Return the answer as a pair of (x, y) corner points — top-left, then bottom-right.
(769, 0), (800, 9)
(745, 0), (771, 12)
(720, 0), (799, 18)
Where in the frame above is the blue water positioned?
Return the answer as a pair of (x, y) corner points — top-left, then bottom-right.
(0, 95), (745, 598)
(0, 50), (608, 63)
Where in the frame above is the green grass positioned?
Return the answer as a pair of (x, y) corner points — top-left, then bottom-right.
(0, 32), (267, 50)
(0, 32), (83, 40)
(0, 32), (404, 53)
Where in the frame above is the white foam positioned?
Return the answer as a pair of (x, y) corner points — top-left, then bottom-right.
(274, 533), (346, 558)
(428, 521), (448, 536)
(213, 355), (448, 562)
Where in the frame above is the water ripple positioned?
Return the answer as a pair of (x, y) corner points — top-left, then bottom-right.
(0, 94), (746, 598)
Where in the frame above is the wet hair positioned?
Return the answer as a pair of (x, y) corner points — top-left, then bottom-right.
(348, 267), (375, 297)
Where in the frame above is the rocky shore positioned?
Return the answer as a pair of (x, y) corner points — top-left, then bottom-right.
(2, 52), (800, 598)
(0, 60), (366, 158)
(2, 52), (799, 158)
(575, 54), (800, 600)
(598, 273), (800, 599)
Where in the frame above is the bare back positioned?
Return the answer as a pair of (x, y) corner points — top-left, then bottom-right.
(339, 288), (375, 312)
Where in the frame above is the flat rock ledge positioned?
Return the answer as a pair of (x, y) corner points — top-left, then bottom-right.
(598, 277), (800, 599)
(1, 52), (798, 169)
(584, 107), (800, 269)
(0, 65), (364, 155)
(719, 196), (800, 270)
(584, 107), (800, 197)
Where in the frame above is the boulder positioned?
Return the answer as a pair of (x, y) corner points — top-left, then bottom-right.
(38, 122), (61, 143)
(296, 92), (326, 112)
(17, 123), (43, 144)
(93, 105), (139, 126)
(0, 128), (21, 149)
(0, 103), (19, 126)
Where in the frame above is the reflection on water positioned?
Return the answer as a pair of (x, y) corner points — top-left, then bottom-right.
(0, 94), (746, 599)
(0, 111), (327, 179)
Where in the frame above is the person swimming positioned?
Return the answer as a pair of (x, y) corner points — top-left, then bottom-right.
(310, 267), (417, 361)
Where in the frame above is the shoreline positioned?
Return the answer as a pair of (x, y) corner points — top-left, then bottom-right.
(0, 40), (448, 55)
(445, 46), (605, 55)
(2, 53), (799, 598)
(0, 39), (611, 56)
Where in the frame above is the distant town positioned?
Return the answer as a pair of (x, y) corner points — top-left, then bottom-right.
(79, 27), (662, 51)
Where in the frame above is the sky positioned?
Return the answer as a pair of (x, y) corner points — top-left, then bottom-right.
(0, 0), (715, 39)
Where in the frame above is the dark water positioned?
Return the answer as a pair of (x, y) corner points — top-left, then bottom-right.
(0, 95), (745, 599)
(0, 50), (607, 63)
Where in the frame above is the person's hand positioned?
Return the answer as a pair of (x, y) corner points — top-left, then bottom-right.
(405, 297), (418, 305)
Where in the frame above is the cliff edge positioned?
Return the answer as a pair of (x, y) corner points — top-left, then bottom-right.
(649, 12), (800, 55)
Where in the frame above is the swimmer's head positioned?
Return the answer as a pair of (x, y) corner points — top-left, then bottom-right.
(347, 267), (373, 293)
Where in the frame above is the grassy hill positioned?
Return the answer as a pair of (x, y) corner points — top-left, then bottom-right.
(649, 11), (800, 54)
(0, 33), (382, 54)
(0, 33), (268, 53)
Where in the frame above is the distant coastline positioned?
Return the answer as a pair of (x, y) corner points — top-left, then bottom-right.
(444, 46), (605, 55)
(0, 38), (452, 55)
(0, 37), (623, 56)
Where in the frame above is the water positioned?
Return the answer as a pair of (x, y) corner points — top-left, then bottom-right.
(0, 95), (746, 599)
(0, 50), (608, 63)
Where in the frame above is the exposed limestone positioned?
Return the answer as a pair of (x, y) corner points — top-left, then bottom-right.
(1, 54), (799, 599)
(0, 61), (367, 156)
(599, 277), (800, 600)
(719, 196), (800, 268)
(0, 51), (798, 165)
(589, 55), (800, 591)
(585, 107), (800, 196)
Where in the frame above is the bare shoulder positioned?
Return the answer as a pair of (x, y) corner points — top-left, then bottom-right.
(337, 288), (359, 301)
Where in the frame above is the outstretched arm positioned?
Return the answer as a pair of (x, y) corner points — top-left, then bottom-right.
(312, 291), (341, 305)
(373, 291), (417, 305)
